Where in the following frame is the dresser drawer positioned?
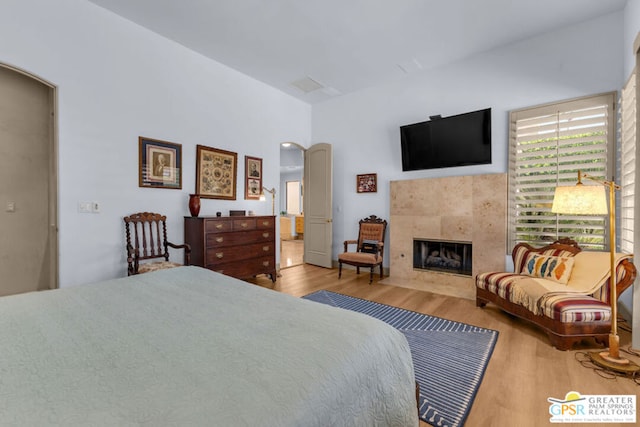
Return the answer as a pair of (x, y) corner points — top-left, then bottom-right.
(232, 218), (256, 231)
(206, 229), (274, 248)
(204, 219), (233, 233)
(256, 217), (275, 229)
(206, 242), (275, 265)
(209, 256), (275, 278)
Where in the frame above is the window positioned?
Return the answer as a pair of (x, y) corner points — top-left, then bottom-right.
(286, 180), (301, 214)
(620, 71), (636, 254)
(508, 93), (616, 251)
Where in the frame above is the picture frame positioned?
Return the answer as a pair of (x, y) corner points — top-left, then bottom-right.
(356, 173), (377, 193)
(138, 136), (182, 189)
(196, 145), (238, 200)
(245, 156), (263, 200)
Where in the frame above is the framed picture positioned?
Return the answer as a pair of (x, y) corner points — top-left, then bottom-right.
(245, 156), (263, 200)
(196, 145), (238, 200)
(357, 173), (377, 193)
(138, 136), (182, 189)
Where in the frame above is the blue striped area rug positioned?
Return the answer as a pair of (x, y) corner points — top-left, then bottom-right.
(302, 290), (498, 427)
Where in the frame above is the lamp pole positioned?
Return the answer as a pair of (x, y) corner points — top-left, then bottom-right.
(568, 173), (637, 371)
(262, 187), (276, 216)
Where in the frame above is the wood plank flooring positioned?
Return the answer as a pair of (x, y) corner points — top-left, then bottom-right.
(248, 264), (640, 427)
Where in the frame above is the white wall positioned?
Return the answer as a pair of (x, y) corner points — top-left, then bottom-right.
(623, 0), (640, 78)
(313, 11), (625, 268)
(0, 0), (311, 286)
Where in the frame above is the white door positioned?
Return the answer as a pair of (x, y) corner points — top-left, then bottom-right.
(0, 65), (57, 295)
(303, 143), (333, 268)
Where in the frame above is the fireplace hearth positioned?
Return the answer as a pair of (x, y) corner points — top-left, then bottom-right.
(413, 239), (472, 276)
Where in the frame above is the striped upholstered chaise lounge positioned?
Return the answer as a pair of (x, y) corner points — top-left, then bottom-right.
(476, 238), (636, 350)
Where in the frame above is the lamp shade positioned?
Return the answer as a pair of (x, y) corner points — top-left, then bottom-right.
(551, 184), (607, 215)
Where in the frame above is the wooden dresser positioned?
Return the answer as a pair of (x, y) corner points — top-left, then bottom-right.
(184, 215), (277, 282)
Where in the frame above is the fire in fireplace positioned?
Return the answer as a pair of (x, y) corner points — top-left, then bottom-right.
(413, 239), (472, 276)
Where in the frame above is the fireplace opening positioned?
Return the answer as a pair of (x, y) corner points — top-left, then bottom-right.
(413, 239), (472, 276)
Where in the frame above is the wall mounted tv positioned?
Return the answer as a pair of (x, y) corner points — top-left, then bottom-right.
(400, 108), (491, 171)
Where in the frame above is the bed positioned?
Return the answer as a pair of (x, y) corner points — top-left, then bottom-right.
(0, 266), (418, 426)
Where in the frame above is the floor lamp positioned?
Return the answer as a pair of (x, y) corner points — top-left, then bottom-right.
(552, 171), (639, 374)
(260, 187), (276, 215)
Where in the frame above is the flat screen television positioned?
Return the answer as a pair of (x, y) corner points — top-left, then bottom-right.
(400, 108), (491, 171)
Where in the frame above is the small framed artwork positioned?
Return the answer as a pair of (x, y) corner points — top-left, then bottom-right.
(357, 173), (377, 193)
(196, 145), (238, 200)
(245, 156), (263, 200)
(138, 136), (182, 189)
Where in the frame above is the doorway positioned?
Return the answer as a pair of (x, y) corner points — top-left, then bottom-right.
(280, 143), (304, 268)
(0, 64), (57, 296)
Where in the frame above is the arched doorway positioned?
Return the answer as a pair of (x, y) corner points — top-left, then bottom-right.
(0, 64), (58, 295)
(279, 141), (333, 270)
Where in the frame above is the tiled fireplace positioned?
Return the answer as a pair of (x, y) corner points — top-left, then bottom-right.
(386, 173), (507, 300)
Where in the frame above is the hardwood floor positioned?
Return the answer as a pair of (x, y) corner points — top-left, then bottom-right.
(280, 239), (304, 268)
(249, 264), (640, 427)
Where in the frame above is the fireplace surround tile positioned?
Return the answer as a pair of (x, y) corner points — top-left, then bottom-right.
(385, 173), (507, 300)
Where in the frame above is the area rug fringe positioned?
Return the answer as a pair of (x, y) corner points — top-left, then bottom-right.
(303, 290), (498, 427)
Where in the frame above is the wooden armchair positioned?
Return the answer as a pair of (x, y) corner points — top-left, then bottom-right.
(338, 215), (387, 284)
(124, 212), (191, 276)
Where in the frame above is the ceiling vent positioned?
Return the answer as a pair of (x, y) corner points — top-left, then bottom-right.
(291, 76), (324, 93)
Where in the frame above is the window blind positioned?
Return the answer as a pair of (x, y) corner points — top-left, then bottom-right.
(620, 71), (636, 254)
(508, 93), (615, 251)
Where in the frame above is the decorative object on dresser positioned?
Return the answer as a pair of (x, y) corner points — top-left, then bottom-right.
(244, 155), (262, 200)
(338, 215), (387, 284)
(138, 137), (182, 189)
(124, 212), (191, 275)
(195, 144), (237, 200)
(476, 238), (636, 351)
(185, 215), (277, 282)
(188, 194), (200, 217)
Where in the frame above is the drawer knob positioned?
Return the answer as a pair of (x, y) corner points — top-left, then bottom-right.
(263, 261), (270, 267)
(240, 222), (248, 228)
(262, 232), (270, 238)
(216, 224), (223, 229)
(216, 237), (224, 243)
(216, 252), (224, 259)
(262, 221), (269, 226)
(263, 246), (269, 252)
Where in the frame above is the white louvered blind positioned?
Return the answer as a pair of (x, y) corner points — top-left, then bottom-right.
(508, 93), (615, 251)
(620, 71), (636, 254)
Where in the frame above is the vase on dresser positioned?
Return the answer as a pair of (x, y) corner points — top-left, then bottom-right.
(188, 194), (201, 217)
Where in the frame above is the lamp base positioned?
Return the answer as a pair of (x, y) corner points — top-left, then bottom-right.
(588, 351), (640, 375)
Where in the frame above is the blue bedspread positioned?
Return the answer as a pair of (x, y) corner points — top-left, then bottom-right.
(0, 266), (417, 426)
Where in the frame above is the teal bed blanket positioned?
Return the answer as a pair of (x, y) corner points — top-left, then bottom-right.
(0, 266), (417, 426)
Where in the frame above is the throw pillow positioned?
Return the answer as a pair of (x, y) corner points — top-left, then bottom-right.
(523, 253), (575, 284)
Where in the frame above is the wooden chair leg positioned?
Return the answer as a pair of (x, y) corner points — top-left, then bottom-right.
(369, 268), (374, 284)
(338, 262), (342, 279)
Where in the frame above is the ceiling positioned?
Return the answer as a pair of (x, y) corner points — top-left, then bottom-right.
(87, 0), (627, 104)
